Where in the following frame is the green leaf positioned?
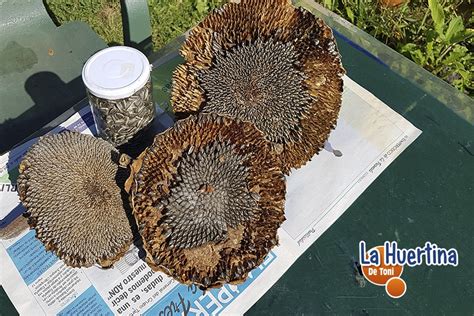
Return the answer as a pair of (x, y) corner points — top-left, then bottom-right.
(195, 0), (208, 15)
(445, 16), (465, 43)
(426, 41), (435, 63)
(443, 45), (468, 64)
(346, 6), (355, 24)
(401, 43), (427, 66)
(405, 17), (418, 23)
(323, 0), (335, 10)
(415, 50), (427, 66)
(428, 0), (445, 35)
(457, 69), (470, 81)
(400, 43), (418, 54)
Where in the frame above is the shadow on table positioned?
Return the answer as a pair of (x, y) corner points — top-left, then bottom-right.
(118, 111), (175, 159)
(0, 71), (86, 154)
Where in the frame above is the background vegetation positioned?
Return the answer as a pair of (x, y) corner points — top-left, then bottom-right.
(45, 0), (472, 96)
(318, 0), (473, 96)
(45, 0), (226, 48)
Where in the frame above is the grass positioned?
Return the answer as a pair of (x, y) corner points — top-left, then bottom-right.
(148, 0), (226, 48)
(45, 0), (472, 95)
(45, 0), (226, 48)
(46, 0), (124, 45)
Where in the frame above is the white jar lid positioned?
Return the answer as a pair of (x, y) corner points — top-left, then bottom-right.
(82, 46), (151, 100)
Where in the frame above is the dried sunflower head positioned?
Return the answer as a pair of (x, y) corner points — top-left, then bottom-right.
(171, 0), (345, 173)
(17, 131), (133, 268)
(126, 113), (285, 288)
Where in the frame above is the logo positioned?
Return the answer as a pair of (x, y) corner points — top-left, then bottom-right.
(358, 241), (458, 298)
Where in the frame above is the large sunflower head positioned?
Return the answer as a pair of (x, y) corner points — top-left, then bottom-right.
(171, 0), (345, 173)
(17, 131), (133, 268)
(126, 113), (286, 288)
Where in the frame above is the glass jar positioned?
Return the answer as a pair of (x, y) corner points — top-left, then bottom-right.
(82, 46), (156, 146)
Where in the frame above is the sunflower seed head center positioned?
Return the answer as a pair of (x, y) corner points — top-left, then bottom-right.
(199, 39), (312, 144)
(83, 179), (111, 208)
(162, 141), (257, 249)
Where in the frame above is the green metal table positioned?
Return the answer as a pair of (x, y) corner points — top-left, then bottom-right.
(1, 1), (473, 315)
(246, 2), (473, 315)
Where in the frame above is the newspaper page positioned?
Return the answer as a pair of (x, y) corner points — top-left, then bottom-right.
(0, 76), (421, 315)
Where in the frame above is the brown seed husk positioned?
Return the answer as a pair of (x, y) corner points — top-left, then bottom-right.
(17, 131), (133, 268)
(171, 0), (345, 173)
(126, 113), (286, 288)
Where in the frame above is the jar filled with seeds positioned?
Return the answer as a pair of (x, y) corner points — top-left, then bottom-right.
(82, 46), (155, 146)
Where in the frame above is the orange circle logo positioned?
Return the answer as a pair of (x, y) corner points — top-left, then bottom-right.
(386, 277), (407, 298)
(361, 245), (407, 298)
